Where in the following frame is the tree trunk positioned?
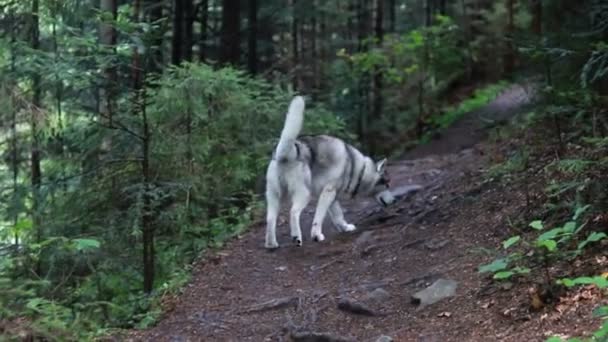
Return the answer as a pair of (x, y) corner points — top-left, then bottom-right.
(291, 0), (299, 88)
(99, 0), (117, 126)
(460, 0), (473, 81)
(220, 0), (241, 65)
(425, 0), (432, 26)
(31, 0), (43, 276)
(504, 0), (516, 77)
(247, 0), (258, 74)
(371, 0), (384, 153)
(199, 0), (209, 61)
(183, 0), (194, 62)
(172, 0), (184, 64)
(388, 0), (396, 32)
(531, 0), (542, 36)
(9, 8), (18, 247)
(150, 0), (164, 69)
(439, 0), (447, 15)
(133, 0), (154, 294)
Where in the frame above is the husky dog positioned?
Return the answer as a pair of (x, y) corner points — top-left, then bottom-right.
(264, 96), (395, 249)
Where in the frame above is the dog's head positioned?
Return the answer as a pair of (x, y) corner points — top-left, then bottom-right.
(370, 158), (395, 207)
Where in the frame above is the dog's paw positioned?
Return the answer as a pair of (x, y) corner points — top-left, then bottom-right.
(292, 236), (303, 247)
(342, 223), (357, 232)
(312, 232), (325, 242)
(265, 240), (279, 249)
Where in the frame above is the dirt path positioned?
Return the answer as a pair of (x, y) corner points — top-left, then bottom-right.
(126, 84), (570, 342)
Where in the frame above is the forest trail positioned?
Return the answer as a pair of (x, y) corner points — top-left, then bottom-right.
(126, 84), (570, 342)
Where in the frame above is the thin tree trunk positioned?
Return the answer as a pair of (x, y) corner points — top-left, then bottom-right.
(10, 8), (18, 247)
(183, 0), (194, 61)
(292, 0), (299, 88)
(439, 0), (447, 15)
(172, 0), (184, 64)
(150, 0), (164, 69)
(99, 0), (117, 125)
(388, 0), (396, 32)
(31, 0), (43, 276)
(220, 0), (241, 65)
(371, 0), (384, 153)
(504, 0), (516, 77)
(132, 0), (154, 294)
(460, 0), (473, 81)
(531, 0), (542, 36)
(199, 0), (208, 61)
(248, 0), (258, 74)
(425, 0), (432, 26)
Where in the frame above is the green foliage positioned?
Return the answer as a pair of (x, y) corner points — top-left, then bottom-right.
(0, 59), (348, 339)
(432, 81), (510, 129)
(478, 204), (605, 281)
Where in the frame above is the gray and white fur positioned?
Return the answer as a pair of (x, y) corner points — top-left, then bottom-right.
(265, 96), (395, 249)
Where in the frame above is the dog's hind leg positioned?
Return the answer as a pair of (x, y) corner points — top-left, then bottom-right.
(265, 186), (281, 249)
(311, 186), (337, 242)
(329, 201), (356, 233)
(289, 187), (310, 247)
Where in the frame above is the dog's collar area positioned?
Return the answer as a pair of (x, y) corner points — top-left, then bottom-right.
(351, 164), (366, 198)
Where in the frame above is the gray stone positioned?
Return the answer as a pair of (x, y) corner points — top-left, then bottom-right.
(337, 297), (376, 316)
(354, 231), (374, 248)
(366, 288), (391, 303)
(290, 331), (355, 342)
(376, 335), (393, 342)
(411, 278), (458, 307)
(391, 184), (423, 199)
(424, 239), (450, 250)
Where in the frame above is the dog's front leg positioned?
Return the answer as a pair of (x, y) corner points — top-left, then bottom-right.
(311, 185), (337, 242)
(329, 201), (356, 232)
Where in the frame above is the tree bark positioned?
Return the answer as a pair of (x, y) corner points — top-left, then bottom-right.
(132, 0), (154, 294)
(371, 0), (384, 153)
(31, 0), (43, 276)
(220, 0), (241, 65)
(439, 0), (447, 15)
(247, 0), (258, 74)
(504, 0), (516, 77)
(388, 0), (396, 32)
(199, 0), (209, 61)
(150, 0), (164, 69)
(99, 0), (117, 126)
(531, 0), (542, 36)
(172, 0), (184, 64)
(183, 0), (194, 62)
(291, 0), (299, 88)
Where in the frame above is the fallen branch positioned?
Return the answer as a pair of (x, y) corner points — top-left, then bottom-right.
(240, 296), (298, 314)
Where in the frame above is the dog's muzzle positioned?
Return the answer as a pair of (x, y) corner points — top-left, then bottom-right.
(377, 190), (396, 207)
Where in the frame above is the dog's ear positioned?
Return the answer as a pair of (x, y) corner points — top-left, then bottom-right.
(375, 158), (387, 173)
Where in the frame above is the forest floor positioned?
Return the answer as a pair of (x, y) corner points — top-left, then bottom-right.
(126, 84), (605, 342)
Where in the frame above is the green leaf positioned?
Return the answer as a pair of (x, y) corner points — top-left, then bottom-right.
(493, 271), (514, 280)
(537, 228), (563, 242)
(503, 236), (521, 249)
(593, 306), (608, 317)
(577, 232), (607, 250)
(529, 220), (544, 230)
(537, 239), (557, 252)
(573, 204), (591, 221)
(512, 266), (531, 275)
(593, 320), (608, 338)
(479, 258), (508, 273)
(562, 221), (577, 233)
(558, 276), (608, 288)
(72, 238), (101, 251)
(545, 337), (562, 342)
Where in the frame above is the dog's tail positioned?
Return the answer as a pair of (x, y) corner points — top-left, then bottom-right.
(275, 96), (305, 161)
